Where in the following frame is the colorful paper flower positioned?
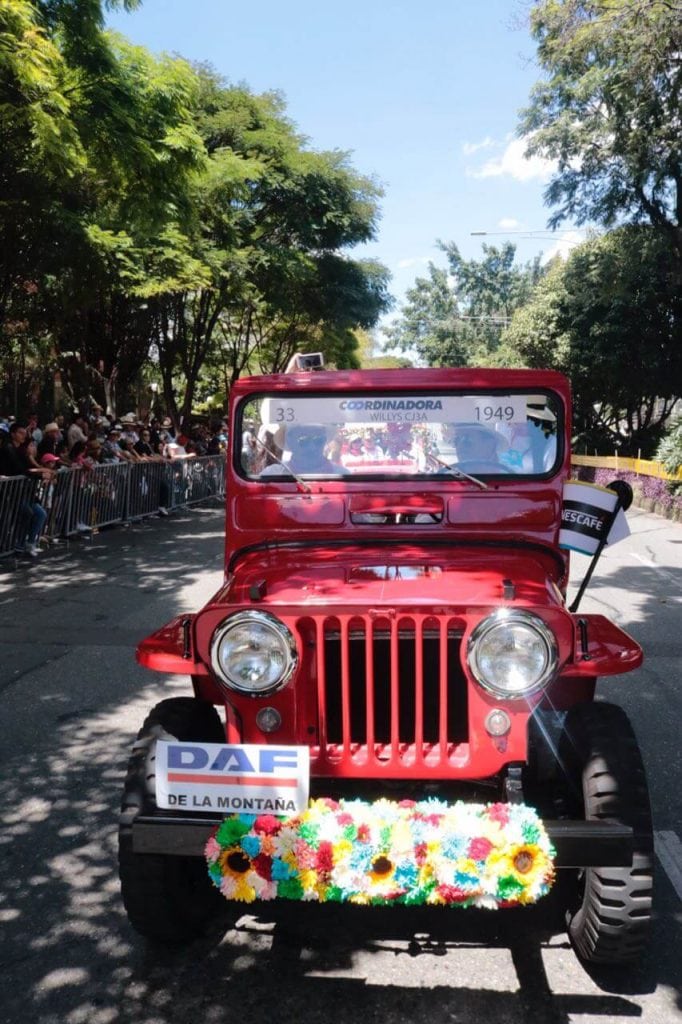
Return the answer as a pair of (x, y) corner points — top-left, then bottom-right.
(205, 798), (555, 908)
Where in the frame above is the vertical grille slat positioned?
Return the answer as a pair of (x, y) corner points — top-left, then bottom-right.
(438, 623), (448, 758)
(365, 621), (375, 756)
(339, 618), (351, 756)
(319, 615), (468, 769)
(390, 618), (399, 756)
(315, 617), (328, 751)
(414, 617), (424, 763)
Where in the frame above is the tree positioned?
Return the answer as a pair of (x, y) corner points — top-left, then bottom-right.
(148, 70), (391, 422)
(0, 0), (83, 339)
(0, 11), (390, 420)
(384, 242), (543, 367)
(521, 0), (682, 268)
(502, 226), (681, 454)
(0, 2), (208, 416)
(655, 412), (682, 487)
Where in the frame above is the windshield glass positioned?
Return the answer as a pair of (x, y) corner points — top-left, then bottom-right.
(238, 391), (561, 479)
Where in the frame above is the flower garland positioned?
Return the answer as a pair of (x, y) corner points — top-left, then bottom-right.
(205, 798), (555, 908)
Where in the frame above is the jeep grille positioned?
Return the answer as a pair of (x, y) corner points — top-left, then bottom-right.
(308, 615), (469, 774)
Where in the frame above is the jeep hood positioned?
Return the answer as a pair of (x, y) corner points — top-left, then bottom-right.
(215, 543), (566, 611)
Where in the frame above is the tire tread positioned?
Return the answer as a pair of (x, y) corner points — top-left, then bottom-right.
(118, 697), (226, 943)
(559, 701), (653, 965)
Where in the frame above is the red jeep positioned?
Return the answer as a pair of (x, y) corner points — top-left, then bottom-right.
(119, 365), (652, 964)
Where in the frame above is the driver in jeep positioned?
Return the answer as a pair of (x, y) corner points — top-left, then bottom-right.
(452, 422), (503, 467)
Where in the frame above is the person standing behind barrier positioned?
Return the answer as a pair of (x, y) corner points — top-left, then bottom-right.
(54, 438), (70, 466)
(69, 440), (96, 469)
(148, 418), (163, 453)
(37, 422), (63, 460)
(119, 414), (140, 447)
(135, 428), (171, 514)
(133, 429), (156, 459)
(0, 422), (53, 556)
(86, 434), (104, 464)
(206, 420), (227, 455)
(118, 432), (144, 463)
(27, 414), (42, 446)
(162, 433), (194, 460)
(67, 416), (88, 450)
(101, 426), (133, 463)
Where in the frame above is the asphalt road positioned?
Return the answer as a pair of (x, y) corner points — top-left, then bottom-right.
(0, 503), (681, 1024)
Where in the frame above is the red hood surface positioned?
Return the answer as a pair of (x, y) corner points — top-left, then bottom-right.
(209, 544), (565, 612)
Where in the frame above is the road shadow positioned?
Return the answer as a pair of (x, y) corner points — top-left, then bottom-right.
(0, 507), (679, 1022)
(1, 677), (677, 1024)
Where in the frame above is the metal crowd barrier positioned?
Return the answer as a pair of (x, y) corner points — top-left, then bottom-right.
(127, 461), (169, 522)
(0, 475), (38, 558)
(64, 462), (130, 536)
(0, 455), (226, 559)
(166, 456), (226, 509)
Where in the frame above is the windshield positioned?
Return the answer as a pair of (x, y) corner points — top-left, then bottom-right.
(238, 391), (561, 479)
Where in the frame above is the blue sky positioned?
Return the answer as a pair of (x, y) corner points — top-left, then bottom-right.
(107, 0), (584, 332)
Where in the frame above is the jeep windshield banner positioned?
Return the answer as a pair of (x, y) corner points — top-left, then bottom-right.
(261, 394), (529, 426)
(239, 390), (560, 478)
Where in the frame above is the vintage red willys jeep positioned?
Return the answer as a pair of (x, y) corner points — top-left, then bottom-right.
(119, 365), (652, 964)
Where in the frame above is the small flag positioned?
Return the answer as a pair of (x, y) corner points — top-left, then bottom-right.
(560, 481), (630, 555)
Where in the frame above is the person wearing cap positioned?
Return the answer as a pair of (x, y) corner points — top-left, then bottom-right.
(101, 425), (132, 463)
(449, 422), (507, 470)
(88, 403), (110, 430)
(340, 434), (365, 467)
(119, 414), (140, 447)
(37, 422), (63, 460)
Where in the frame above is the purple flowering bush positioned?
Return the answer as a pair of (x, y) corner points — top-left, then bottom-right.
(573, 466), (682, 520)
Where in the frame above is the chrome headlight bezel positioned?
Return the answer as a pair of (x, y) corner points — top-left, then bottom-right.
(467, 609), (558, 700)
(210, 611), (298, 696)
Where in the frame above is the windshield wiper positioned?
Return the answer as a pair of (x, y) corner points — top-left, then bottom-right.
(427, 454), (488, 490)
(253, 436), (312, 494)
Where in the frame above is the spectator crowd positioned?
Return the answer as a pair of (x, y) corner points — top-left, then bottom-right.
(0, 408), (228, 556)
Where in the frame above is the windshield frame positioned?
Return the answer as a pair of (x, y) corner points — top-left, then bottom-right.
(234, 387), (564, 482)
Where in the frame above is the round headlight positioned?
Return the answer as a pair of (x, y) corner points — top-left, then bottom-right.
(210, 611), (297, 695)
(467, 610), (557, 699)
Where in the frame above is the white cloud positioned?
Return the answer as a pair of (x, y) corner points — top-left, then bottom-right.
(396, 257), (430, 270)
(498, 217), (522, 229)
(468, 136), (556, 182)
(462, 136), (495, 156)
(541, 230), (586, 263)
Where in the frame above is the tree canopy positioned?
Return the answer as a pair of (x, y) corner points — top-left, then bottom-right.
(0, 6), (390, 420)
(144, 67), (390, 424)
(521, 0), (682, 267)
(501, 226), (680, 454)
(384, 242), (543, 367)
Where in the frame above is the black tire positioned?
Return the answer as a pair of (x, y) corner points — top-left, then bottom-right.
(558, 702), (653, 965)
(119, 697), (227, 943)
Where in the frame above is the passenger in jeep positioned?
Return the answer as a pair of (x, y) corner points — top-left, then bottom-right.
(449, 422), (507, 471)
(261, 424), (346, 476)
